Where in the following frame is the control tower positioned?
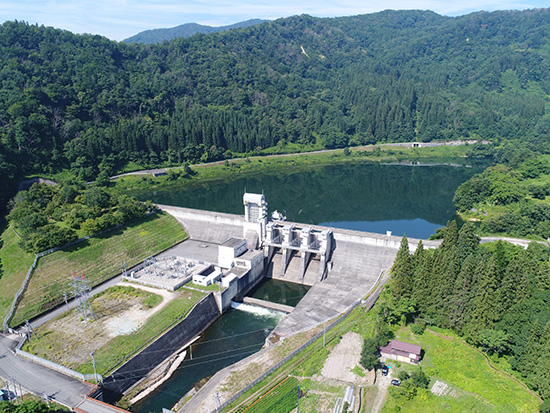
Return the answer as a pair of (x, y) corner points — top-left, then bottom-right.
(243, 193), (268, 249)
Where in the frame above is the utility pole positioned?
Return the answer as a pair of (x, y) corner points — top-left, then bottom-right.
(214, 392), (222, 412)
(323, 323), (326, 347)
(90, 351), (100, 383)
(189, 344), (193, 360)
(63, 292), (69, 312)
(11, 378), (19, 405)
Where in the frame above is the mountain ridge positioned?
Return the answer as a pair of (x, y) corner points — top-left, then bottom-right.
(123, 18), (269, 44)
(1, 8), (550, 207)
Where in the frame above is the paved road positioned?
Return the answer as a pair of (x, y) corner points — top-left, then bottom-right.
(0, 334), (93, 408)
(110, 140), (482, 180)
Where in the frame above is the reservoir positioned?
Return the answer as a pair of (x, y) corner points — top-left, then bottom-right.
(134, 160), (487, 239)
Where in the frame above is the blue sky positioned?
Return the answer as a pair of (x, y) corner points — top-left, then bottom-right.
(0, 0), (548, 41)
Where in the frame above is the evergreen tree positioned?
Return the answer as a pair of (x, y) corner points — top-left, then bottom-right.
(456, 221), (480, 264)
(412, 248), (434, 315)
(448, 254), (477, 333)
(389, 235), (413, 299)
(429, 221), (460, 327)
(466, 256), (502, 339)
(499, 250), (531, 312)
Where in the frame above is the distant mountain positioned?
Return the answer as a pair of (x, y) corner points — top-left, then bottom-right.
(123, 18), (269, 44)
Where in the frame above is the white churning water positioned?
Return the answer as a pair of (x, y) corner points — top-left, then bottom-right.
(230, 301), (285, 320)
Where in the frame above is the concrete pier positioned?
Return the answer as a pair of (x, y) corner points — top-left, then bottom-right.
(242, 297), (294, 313)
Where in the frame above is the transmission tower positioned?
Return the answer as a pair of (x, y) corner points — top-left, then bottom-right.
(72, 272), (95, 324)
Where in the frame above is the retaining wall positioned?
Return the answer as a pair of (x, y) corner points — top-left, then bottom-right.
(101, 293), (221, 402)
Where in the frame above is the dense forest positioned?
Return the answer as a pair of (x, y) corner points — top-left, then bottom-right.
(2, 9), (550, 210)
(389, 224), (550, 409)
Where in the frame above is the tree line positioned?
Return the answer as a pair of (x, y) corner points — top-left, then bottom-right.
(389, 222), (550, 408)
(2, 9), (550, 209)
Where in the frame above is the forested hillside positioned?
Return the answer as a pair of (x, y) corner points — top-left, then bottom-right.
(2, 9), (550, 209)
(389, 224), (550, 408)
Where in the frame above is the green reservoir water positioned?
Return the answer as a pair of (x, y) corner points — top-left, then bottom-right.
(133, 305), (284, 413)
(248, 278), (310, 307)
(135, 160), (487, 238)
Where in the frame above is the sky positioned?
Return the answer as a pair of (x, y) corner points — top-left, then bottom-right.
(0, 0), (548, 42)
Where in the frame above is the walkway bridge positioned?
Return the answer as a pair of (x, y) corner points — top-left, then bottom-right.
(264, 222), (332, 283)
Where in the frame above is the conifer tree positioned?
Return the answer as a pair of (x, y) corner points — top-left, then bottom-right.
(500, 250), (531, 312)
(456, 221), (480, 264)
(412, 248), (433, 315)
(448, 254), (476, 333)
(430, 222), (460, 327)
(390, 235), (412, 300)
(467, 256), (502, 337)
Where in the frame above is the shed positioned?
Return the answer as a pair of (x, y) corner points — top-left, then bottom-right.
(380, 340), (422, 365)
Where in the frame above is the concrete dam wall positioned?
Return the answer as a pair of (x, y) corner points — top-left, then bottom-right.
(101, 293), (221, 402)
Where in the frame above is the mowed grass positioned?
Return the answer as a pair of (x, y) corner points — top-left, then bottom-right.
(11, 212), (186, 326)
(382, 327), (542, 412)
(75, 289), (205, 376)
(0, 223), (37, 322)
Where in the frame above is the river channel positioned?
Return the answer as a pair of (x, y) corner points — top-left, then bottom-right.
(132, 159), (487, 412)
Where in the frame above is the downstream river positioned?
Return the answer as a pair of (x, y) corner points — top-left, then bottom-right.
(135, 159), (488, 239)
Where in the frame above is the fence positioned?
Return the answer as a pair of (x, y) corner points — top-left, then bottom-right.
(2, 211), (158, 331)
(14, 336), (102, 383)
(212, 270), (387, 412)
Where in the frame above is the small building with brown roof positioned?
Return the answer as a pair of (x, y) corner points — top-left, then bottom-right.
(380, 339), (422, 365)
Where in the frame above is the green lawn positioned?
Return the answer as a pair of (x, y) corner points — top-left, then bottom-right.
(11, 212), (186, 326)
(382, 327), (542, 412)
(0, 223), (37, 323)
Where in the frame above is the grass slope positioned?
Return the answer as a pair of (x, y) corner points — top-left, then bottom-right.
(0, 223), (38, 322)
(382, 327), (541, 412)
(11, 212), (186, 326)
(220, 299), (540, 413)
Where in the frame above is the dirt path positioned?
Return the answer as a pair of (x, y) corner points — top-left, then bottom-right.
(321, 332), (364, 383)
(370, 368), (393, 413)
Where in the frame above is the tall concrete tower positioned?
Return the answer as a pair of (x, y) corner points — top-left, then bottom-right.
(243, 193), (267, 249)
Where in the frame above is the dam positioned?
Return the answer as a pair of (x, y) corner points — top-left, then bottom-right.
(157, 194), (439, 340)
(99, 193), (441, 408)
